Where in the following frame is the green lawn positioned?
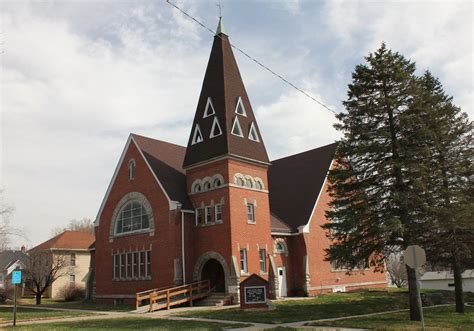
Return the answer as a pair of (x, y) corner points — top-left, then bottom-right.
(309, 305), (474, 330)
(5, 317), (251, 330)
(0, 306), (94, 322)
(15, 298), (134, 312)
(176, 289), (474, 324)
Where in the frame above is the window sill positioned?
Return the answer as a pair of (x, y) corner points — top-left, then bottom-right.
(259, 272), (268, 276)
(111, 229), (153, 241)
(240, 272), (250, 276)
(196, 221), (223, 228)
(113, 277), (152, 281)
(247, 221), (256, 225)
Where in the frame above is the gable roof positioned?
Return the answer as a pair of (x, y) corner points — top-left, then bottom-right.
(0, 250), (29, 271)
(132, 134), (192, 210)
(183, 31), (269, 168)
(29, 231), (95, 252)
(268, 143), (338, 232)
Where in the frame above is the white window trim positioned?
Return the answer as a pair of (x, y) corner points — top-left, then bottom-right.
(205, 206), (212, 224)
(114, 201), (151, 236)
(259, 249), (267, 273)
(203, 97), (215, 118)
(248, 122), (260, 142)
(128, 159), (136, 180)
(209, 116), (223, 138)
(247, 203), (255, 224)
(231, 117), (244, 137)
(240, 249), (248, 274)
(235, 96), (247, 116)
(191, 124), (204, 145)
(215, 204), (223, 223)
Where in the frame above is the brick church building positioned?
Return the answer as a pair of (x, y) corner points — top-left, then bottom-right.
(93, 19), (387, 304)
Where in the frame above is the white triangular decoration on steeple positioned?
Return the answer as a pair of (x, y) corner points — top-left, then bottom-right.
(210, 116), (222, 138)
(203, 97), (215, 118)
(248, 122), (260, 142)
(231, 117), (244, 137)
(235, 96), (247, 116)
(191, 124), (203, 145)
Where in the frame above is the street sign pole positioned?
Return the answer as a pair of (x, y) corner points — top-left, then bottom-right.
(11, 269), (22, 327)
(403, 245), (426, 331)
(415, 271), (425, 330)
(13, 283), (17, 327)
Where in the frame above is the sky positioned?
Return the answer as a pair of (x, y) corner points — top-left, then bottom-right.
(1, 0), (472, 248)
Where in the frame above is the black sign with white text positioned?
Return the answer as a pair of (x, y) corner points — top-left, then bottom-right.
(244, 286), (266, 304)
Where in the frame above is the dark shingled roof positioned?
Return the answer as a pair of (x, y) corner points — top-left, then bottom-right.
(0, 250), (29, 271)
(271, 213), (295, 234)
(183, 32), (269, 168)
(268, 143), (338, 231)
(132, 134), (192, 209)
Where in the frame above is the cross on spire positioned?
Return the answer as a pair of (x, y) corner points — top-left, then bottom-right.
(216, 1), (222, 18)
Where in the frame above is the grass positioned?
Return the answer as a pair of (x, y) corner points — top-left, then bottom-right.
(309, 305), (474, 330)
(5, 317), (251, 330)
(0, 306), (94, 322)
(176, 289), (474, 324)
(13, 298), (134, 312)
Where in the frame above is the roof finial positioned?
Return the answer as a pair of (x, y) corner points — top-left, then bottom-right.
(215, 2), (227, 36)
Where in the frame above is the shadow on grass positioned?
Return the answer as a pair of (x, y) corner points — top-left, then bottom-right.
(6, 317), (251, 330)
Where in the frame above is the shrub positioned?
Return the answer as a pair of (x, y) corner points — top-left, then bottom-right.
(0, 287), (13, 303)
(60, 285), (85, 302)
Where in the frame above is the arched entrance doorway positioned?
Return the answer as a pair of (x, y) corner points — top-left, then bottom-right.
(201, 259), (225, 292)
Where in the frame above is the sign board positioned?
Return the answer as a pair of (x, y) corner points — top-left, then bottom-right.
(403, 245), (426, 269)
(12, 271), (22, 285)
(244, 286), (266, 304)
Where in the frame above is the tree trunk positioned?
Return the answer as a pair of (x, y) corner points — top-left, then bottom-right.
(35, 292), (42, 305)
(406, 265), (421, 321)
(453, 256), (464, 313)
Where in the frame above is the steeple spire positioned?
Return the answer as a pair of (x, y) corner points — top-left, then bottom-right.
(216, 17), (226, 36)
(183, 21), (269, 168)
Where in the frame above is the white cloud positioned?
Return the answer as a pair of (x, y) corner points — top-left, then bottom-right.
(257, 85), (340, 159)
(1, 2), (206, 247)
(322, 0), (473, 114)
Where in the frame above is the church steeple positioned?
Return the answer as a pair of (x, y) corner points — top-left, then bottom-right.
(183, 22), (269, 168)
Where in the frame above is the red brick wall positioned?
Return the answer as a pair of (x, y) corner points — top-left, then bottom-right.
(94, 139), (183, 301)
(185, 158), (273, 285)
(228, 159), (272, 282)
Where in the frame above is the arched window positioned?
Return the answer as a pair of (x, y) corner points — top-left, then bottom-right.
(128, 159), (136, 181)
(245, 178), (253, 188)
(116, 201), (149, 234)
(193, 183), (202, 193)
(236, 177), (244, 186)
(254, 178), (264, 190)
(213, 178), (222, 187)
(275, 241), (287, 254)
(203, 181), (212, 191)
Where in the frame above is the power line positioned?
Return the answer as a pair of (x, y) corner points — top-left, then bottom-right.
(165, 0), (338, 116)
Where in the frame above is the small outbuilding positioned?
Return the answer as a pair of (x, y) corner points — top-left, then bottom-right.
(420, 270), (474, 292)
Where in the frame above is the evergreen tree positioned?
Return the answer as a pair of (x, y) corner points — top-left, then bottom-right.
(323, 43), (425, 320)
(410, 71), (473, 313)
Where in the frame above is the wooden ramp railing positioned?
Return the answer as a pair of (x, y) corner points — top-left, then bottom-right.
(136, 279), (211, 312)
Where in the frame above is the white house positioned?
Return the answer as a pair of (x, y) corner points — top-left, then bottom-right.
(420, 270), (474, 293)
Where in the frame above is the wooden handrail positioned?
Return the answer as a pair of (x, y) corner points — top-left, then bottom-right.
(136, 279), (212, 312)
